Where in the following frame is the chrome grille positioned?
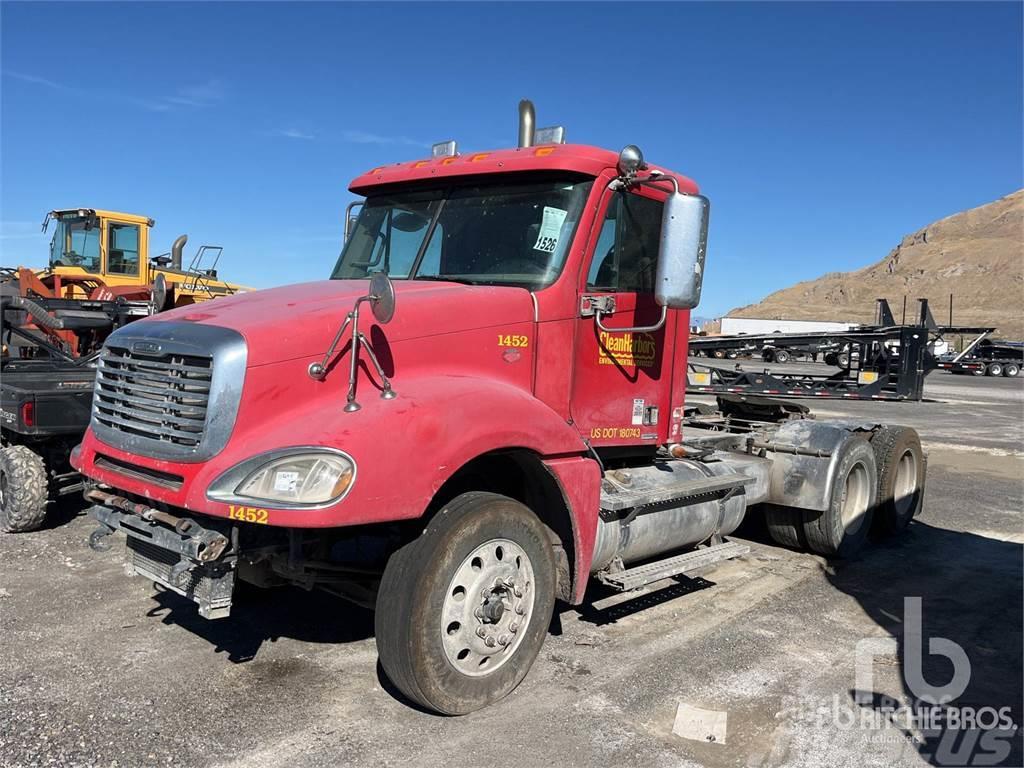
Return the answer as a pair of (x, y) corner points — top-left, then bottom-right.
(95, 345), (213, 449)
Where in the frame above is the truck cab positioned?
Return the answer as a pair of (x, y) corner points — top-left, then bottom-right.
(73, 102), (925, 715)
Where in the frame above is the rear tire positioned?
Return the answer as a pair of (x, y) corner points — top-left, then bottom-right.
(987, 363), (1003, 377)
(773, 349), (791, 363)
(765, 504), (806, 549)
(870, 426), (925, 536)
(375, 492), (557, 715)
(0, 445), (48, 533)
(801, 438), (877, 558)
(837, 352), (850, 368)
(713, 349), (726, 359)
(1003, 363), (1020, 378)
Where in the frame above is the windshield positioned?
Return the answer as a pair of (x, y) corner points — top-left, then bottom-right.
(48, 216), (102, 273)
(332, 176), (594, 288)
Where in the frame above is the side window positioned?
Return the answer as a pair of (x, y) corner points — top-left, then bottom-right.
(586, 192), (663, 293)
(107, 223), (140, 276)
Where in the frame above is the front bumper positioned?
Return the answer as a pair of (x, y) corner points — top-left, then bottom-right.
(89, 499), (236, 620)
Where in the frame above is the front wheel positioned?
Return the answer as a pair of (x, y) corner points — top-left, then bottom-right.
(375, 492), (557, 714)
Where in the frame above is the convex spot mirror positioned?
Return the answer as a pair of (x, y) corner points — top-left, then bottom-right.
(655, 192), (710, 310)
(369, 272), (395, 324)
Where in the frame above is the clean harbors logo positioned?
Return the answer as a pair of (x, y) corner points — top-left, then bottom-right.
(598, 331), (657, 368)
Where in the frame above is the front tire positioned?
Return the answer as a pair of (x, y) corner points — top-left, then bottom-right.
(375, 492), (557, 715)
(0, 445), (48, 533)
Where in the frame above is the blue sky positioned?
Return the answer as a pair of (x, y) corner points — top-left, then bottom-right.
(2, 1), (1021, 317)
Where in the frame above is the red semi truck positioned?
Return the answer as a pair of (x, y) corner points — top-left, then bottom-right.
(75, 102), (925, 714)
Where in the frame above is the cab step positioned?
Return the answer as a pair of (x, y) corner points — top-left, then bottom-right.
(597, 540), (750, 592)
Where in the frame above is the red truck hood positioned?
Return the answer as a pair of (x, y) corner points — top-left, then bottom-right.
(146, 280), (535, 367)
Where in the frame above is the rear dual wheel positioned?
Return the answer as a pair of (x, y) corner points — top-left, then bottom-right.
(375, 492), (556, 715)
(870, 426), (925, 536)
(1002, 363), (1019, 378)
(766, 427), (926, 554)
(766, 437), (878, 558)
(987, 363), (1004, 377)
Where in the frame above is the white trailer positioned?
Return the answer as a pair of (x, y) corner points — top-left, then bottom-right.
(720, 317), (859, 335)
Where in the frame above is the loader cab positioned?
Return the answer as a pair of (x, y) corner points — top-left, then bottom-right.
(44, 208), (153, 291)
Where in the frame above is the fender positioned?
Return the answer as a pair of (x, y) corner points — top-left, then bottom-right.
(76, 362), (592, 528)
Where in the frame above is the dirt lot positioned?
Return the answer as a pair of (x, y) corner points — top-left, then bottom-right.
(1, 371), (1021, 768)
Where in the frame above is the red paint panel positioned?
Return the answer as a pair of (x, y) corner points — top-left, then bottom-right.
(349, 144), (699, 200)
(76, 322), (588, 528)
(542, 455), (602, 604)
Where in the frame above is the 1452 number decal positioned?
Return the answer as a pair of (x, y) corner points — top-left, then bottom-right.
(228, 505), (269, 524)
(498, 334), (529, 348)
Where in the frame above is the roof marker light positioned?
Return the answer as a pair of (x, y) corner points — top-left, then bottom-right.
(431, 140), (458, 157)
(534, 125), (566, 145)
(470, 153), (490, 162)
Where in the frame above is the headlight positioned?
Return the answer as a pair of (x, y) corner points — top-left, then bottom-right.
(207, 448), (356, 508)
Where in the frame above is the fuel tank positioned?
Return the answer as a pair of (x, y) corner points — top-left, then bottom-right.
(590, 456), (769, 572)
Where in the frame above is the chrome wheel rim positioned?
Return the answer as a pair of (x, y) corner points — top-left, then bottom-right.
(893, 449), (919, 517)
(441, 538), (535, 677)
(840, 462), (871, 531)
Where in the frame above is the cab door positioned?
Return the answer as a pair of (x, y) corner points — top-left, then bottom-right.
(101, 218), (144, 287)
(569, 185), (678, 448)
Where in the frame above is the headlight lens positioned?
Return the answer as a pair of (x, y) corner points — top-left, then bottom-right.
(208, 449), (356, 507)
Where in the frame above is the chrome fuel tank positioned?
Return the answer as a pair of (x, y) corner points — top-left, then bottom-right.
(590, 455), (770, 572)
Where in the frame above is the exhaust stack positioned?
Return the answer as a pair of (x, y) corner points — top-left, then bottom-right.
(170, 234), (188, 271)
(518, 100), (535, 148)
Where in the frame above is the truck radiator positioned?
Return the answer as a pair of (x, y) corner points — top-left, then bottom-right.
(126, 536), (234, 619)
(94, 345), (212, 449)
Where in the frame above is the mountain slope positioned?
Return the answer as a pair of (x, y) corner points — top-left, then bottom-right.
(728, 190), (1024, 338)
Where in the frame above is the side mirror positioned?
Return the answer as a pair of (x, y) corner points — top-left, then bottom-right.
(368, 272), (395, 324)
(655, 192), (710, 310)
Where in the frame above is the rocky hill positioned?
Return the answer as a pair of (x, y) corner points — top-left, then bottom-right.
(728, 189), (1024, 338)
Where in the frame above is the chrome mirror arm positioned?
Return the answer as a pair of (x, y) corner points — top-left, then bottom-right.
(594, 305), (667, 334)
(308, 287), (398, 411)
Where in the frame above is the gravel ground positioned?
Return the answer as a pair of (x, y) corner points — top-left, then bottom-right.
(1, 371), (1021, 768)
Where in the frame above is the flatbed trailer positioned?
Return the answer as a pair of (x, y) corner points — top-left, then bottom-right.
(687, 299), (993, 401)
(938, 339), (1022, 378)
